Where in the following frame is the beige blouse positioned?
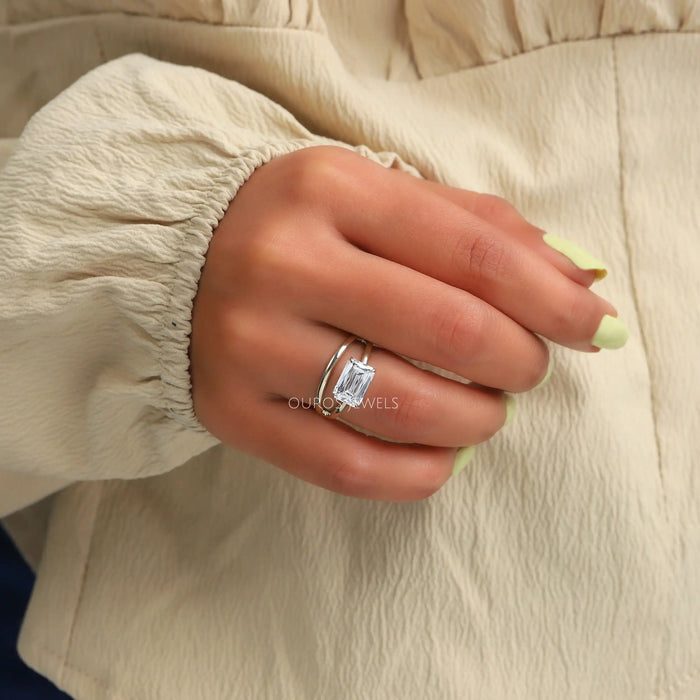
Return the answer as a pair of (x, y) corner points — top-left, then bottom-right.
(1, 1), (699, 697)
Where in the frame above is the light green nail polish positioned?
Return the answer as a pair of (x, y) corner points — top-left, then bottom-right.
(504, 394), (516, 426)
(592, 314), (629, 349)
(452, 445), (476, 477)
(542, 233), (607, 280)
(535, 361), (553, 389)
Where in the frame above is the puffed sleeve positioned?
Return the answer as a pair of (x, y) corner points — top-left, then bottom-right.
(0, 53), (411, 511)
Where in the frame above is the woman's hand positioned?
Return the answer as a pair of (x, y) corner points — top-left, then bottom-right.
(189, 146), (622, 502)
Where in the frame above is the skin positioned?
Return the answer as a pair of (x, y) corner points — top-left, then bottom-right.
(189, 145), (618, 503)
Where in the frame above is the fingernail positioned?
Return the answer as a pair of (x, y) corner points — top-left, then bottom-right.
(542, 233), (607, 280)
(452, 445), (476, 477)
(504, 394), (516, 426)
(591, 314), (629, 349)
(535, 361), (553, 389)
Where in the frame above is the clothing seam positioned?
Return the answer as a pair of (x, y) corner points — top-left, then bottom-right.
(58, 481), (105, 688)
(610, 35), (678, 700)
(411, 28), (700, 79)
(610, 24), (667, 502)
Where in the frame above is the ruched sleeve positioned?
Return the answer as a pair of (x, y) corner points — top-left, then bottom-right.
(0, 53), (405, 510)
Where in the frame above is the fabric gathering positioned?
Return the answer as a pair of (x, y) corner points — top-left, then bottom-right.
(1, 1), (700, 698)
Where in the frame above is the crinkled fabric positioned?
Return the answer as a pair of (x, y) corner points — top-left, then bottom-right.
(1, 1), (699, 698)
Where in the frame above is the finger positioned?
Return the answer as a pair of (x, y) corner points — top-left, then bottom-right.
(244, 315), (510, 447)
(389, 170), (606, 287)
(327, 153), (621, 352)
(193, 368), (458, 502)
(294, 245), (550, 392)
(249, 392), (458, 502)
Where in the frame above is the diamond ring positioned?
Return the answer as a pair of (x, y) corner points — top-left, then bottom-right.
(314, 335), (376, 419)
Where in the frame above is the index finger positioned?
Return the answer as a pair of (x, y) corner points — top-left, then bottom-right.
(394, 174), (607, 288)
(329, 152), (627, 352)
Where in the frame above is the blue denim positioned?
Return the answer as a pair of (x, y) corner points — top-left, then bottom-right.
(0, 524), (73, 699)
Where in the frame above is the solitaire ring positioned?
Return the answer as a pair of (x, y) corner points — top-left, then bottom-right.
(314, 335), (375, 419)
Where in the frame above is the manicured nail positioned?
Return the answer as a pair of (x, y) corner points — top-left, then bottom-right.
(535, 361), (553, 389)
(504, 394), (516, 426)
(591, 314), (629, 349)
(452, 446), (476, 477)
(542, 233), (607, 280)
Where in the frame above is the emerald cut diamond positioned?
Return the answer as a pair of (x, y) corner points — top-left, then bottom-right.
(333, 358), (375, 408)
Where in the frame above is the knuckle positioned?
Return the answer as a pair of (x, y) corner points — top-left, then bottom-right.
(282, 146), (352, 208)
(221, 306), (263, 357)
(239, 223), (304, 287)
(472, 193), (515, 222)
(431, 303), (486, 364)
(462, 232), (507, 284)
(241, 232), (282, 276)
(328, 450), (374, 497)
(432, 306), (465, 352)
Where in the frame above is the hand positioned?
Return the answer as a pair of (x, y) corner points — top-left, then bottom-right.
(189, 146), (619, 502)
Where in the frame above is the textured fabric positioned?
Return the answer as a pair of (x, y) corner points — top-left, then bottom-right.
(0, 1), (699, 698)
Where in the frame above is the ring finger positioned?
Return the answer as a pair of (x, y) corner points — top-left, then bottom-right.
(245, 314), (511, 447)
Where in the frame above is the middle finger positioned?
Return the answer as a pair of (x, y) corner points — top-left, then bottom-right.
(296, 245), (550, 392)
